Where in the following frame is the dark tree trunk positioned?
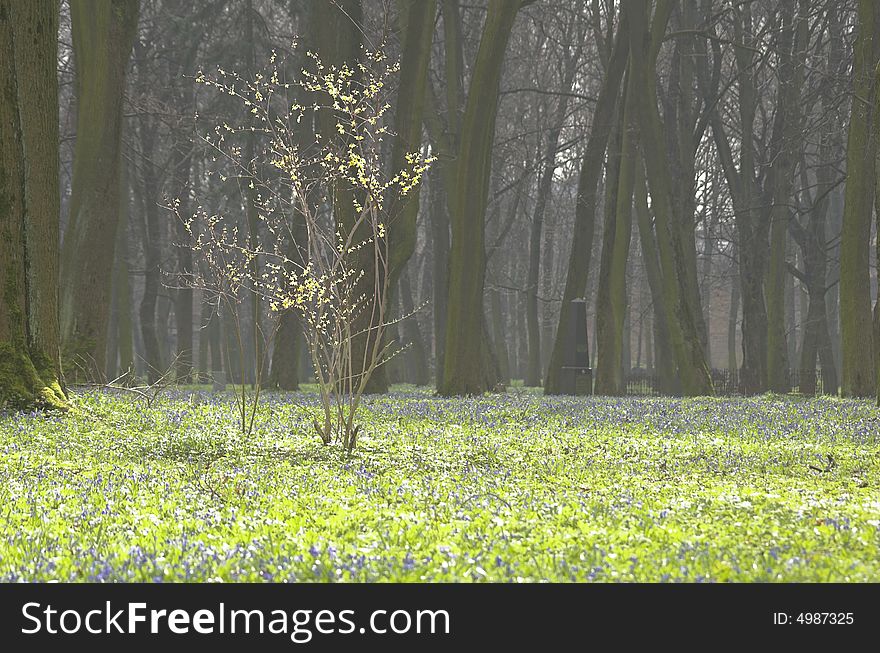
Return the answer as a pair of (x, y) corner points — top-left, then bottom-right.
(842, 0), (880, 398)
(0, 0), (66, 409)
(440, 1), (522, 395)
(60, 0), (138, 379)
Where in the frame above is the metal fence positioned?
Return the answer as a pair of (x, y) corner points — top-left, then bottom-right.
(623, 368), (829, 397)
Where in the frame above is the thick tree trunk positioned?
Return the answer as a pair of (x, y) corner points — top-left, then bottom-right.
(422, 0), (463, 389)
(0, 0), (66, 409)
(440, 1), (521, 395)
(60, 0), (138, 379)
(841, 0), (879, 397)
(349, 0), (436, 392)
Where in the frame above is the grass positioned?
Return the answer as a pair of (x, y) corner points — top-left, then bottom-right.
(0, 387), (878, 582)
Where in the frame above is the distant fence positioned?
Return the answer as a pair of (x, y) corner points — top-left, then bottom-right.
(623, 368), (827, 396)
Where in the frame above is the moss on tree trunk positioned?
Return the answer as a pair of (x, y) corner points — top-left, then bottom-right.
(0, 0), (66, 411)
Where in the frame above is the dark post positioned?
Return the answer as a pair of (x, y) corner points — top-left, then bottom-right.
(560, 298), (592, 395)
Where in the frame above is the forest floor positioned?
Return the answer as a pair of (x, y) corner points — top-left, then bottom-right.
(1, 388), (878, 581)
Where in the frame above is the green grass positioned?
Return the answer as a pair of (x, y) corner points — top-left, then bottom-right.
(1, 388), (878, 581)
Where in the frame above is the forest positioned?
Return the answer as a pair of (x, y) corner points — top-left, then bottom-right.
(1, 0), (879, 586)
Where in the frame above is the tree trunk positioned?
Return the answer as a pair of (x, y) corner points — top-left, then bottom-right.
(727, 259), (739, 389)
(635, 294), (643, 370)
(0, 0), (66, 409)
(137, 124), (163, 383)
(701, 213), (713, 367)
(60, 0), (138, 379)
(622, 300), (632, 379)
(270, 309), (301, 391)
(172, 138), (197, 384)
(197, 289), (208, 381)
(269, 213), (306, 389)
(634, 159), (678, 394)
(827, 188), (842, 381)
(766, 0), (807, 393)
(424, 0), (464, 388)
(596, 72), (636, 395)
(429, 166), (449, 387)
(489, 286), (510, 385)
(209, 308), (223, 380)
(440, 0), (521, 395)
(314, 0), (389, 393)
(841, 0), (879, 397)
(223, 309), (242, 385)
(398, 265), (430, 386)
(540, 210), (557, 377)
(661, 0), (707, 362)
(786, 246), (797, 374)
(387, 0), (436, 285)
(626, 0), (712, 396)
(106, 157), (133, 380)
